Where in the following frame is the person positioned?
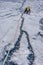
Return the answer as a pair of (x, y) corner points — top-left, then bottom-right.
(24, 6), (31, 14)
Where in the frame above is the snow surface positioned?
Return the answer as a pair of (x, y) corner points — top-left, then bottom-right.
(0, 0), (43, 65)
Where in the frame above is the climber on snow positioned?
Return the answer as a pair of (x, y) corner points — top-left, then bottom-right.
(24, 6), (31, 14)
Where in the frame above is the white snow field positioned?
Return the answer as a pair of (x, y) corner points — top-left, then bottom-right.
(0, 0), (43, 65)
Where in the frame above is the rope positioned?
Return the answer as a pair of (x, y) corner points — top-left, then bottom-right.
(2, 0), (26, 64)
(2, 11), (24, 65)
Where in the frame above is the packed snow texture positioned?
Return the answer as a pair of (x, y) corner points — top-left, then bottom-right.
(0, 0), (43, 65)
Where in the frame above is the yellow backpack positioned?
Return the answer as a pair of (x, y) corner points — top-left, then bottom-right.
(26, 6), (30, 11)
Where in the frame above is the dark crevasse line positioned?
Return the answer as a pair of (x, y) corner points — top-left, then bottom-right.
(20, 16), (35, 53)
(20, 17), (24, 31)
(2, 31), (23, 65)
(5, 17), (24, 64)
(22, 30), (35, 65)
(5, 16), (24, 59)
(0, 1), (35, 65)
(18, 15), (35, 65)
(22, 30), (34, 52)
(1, 14), (35, 65)
(9, 31), (23, 56)
(0, 1), (25, 65)
(2, 30), (35, 65)
(19, 16), (35, 65)
(6, 16), (25, 61)
(3, 18), (24, 65)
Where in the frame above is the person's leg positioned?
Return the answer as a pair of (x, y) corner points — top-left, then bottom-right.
(24, 8), (27, 13)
